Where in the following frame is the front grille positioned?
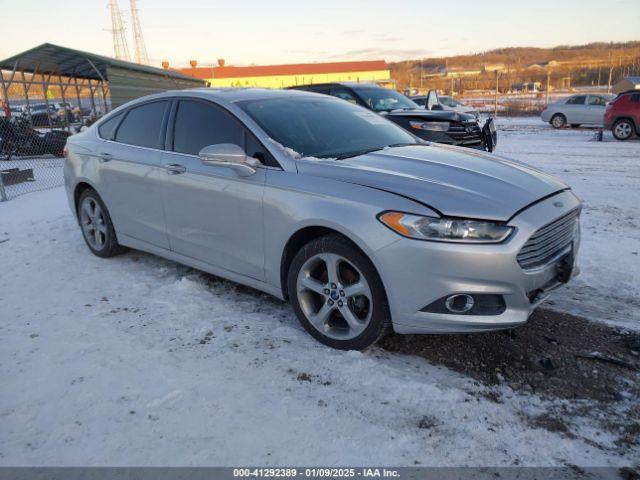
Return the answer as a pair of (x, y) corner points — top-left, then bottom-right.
(517, 208), (580, 270)
(447, 121), (483, 146)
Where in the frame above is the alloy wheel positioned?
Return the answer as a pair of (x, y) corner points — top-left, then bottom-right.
(614, 121), (632, 140)
(80, 196), (108, 250)
(296, 252), (373, 340)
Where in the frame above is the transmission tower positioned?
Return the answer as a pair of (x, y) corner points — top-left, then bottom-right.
(129, 0), (150, 65)
(108, 0), (131, 61)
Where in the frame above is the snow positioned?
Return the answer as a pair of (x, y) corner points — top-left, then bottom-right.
(1, 118), (639, 467)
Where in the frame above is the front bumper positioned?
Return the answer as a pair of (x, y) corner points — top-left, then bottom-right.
(372, 190), (581, 334)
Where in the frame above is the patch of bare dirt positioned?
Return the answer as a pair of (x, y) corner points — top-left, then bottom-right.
(380, 309), (640, 453)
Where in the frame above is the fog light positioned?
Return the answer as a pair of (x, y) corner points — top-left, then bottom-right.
(421, 294), (506, 316)
(445, 294), (475, 313)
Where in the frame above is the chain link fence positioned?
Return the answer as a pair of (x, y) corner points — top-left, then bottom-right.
(0, 115), (89, 201)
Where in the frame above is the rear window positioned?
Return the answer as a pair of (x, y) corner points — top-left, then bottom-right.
(115, 101), (168, 149)
(97, 112), (124, 141)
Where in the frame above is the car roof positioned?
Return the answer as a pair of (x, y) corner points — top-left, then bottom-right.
(290, 82), (382, 90)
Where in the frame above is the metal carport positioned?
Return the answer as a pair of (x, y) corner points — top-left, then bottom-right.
(0, 42), (206, 128)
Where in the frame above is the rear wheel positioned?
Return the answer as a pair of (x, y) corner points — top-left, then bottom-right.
(612, 119), (634, 141)
(551, 114), (566, 129)
(288, 234), (391, 350)
(77, 189), (124, 258)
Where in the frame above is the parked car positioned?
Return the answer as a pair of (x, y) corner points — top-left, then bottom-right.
(288, 83), (496, 152)
(65, 88), (581, 350)
(541, 93), (615, 128)
(412, 93), (480, 120)
(0, 116), (70, 160)
(22, 103), (59, 126)
(603, 90), (640, 141)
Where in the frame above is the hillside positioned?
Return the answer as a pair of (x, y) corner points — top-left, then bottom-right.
(392, 41), (640, 92)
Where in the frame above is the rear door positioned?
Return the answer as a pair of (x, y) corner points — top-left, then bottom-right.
(96, 100), (171, 249)
(563, 95), (587, 123)
(161, 98), (266, 280)
(586, 95), (608, 125)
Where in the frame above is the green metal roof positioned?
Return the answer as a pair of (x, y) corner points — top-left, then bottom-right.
(0, 43), (203, 83)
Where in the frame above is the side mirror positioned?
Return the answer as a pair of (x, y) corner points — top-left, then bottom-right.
(198, 143), (260, 177)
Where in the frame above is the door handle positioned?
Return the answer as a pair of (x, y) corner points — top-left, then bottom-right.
(164, 163), (186, 174)
(98, 152), (113, 162)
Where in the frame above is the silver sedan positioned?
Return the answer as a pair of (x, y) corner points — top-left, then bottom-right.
(64, 88), (581, 350)
(541, 93), (615, 128)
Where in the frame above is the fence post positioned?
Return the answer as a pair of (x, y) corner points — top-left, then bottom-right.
(0, 172), (7, 202)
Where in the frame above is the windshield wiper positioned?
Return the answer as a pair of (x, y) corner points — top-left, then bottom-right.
(335, 143), (424, 160)
(335, 146), (387, 160)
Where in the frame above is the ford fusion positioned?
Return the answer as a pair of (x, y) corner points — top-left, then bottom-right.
(64, 88), (581, 350)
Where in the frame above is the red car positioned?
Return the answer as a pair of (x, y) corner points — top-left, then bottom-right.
(604, 90), (640, 140)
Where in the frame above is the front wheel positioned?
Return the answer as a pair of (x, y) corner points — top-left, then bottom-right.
(612, 119), (634, 141)
(288, 234), (391, 350)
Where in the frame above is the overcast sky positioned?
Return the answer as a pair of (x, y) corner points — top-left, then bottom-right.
(1, 0), (639, 67)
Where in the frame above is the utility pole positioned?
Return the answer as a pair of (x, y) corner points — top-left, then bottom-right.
(129, 0), (149, 65)
(108, 0), (131, 61)
(494, 70), (499, 117)
(545, 70), (551, 106)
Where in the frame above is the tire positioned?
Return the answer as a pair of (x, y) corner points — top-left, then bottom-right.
(551, 114), (566, 129)
(77, 188), (125, 258)
(612, 119), (634, 141)
(287, 234), (392, 350)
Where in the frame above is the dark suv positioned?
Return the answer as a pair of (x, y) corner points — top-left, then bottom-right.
(604, 90), (640, 141)
(288, 83), (496, 151)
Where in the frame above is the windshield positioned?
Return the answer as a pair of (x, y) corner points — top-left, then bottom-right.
(238, 96), (418, 159)
(440, 96), (461, 107)
(353, 88), (419, 112)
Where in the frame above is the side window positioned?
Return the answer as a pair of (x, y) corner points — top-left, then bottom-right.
(172, 100), (243, 155)
(329, 88), (358, 104)
(412, 97), (426, 107)
(631, 93), (640, 103)
(97, 112), (124, 140)
(588, 96), (606, 106)
(566, 95), (586, 105)
(245, 130), (277, 167)
(114, 101), (168, 148)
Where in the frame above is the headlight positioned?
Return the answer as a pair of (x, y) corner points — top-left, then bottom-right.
(378, 211), (514, 243)
(409, 120), (450, 132)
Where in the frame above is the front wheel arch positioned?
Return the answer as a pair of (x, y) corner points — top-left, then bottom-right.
(280, 226), (382, 302)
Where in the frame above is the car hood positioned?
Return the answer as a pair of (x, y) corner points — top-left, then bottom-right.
(381, 109), (476, 122)
(297, 144), (568, 221)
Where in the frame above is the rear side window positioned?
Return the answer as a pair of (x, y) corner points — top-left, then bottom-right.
(329, 88), (358, 104)
(115, 101), (168, 149)
(566, 95), (586, 105)
(588, 96), (607, 106)
(98, 112), (123, 140)
(172, 100), (243, 155)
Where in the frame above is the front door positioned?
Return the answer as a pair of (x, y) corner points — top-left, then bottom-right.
(161, 98), (266, 280)
(97, 100), (171, 249)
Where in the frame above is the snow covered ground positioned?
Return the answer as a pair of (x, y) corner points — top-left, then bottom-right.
(0, 118), (638, 467)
